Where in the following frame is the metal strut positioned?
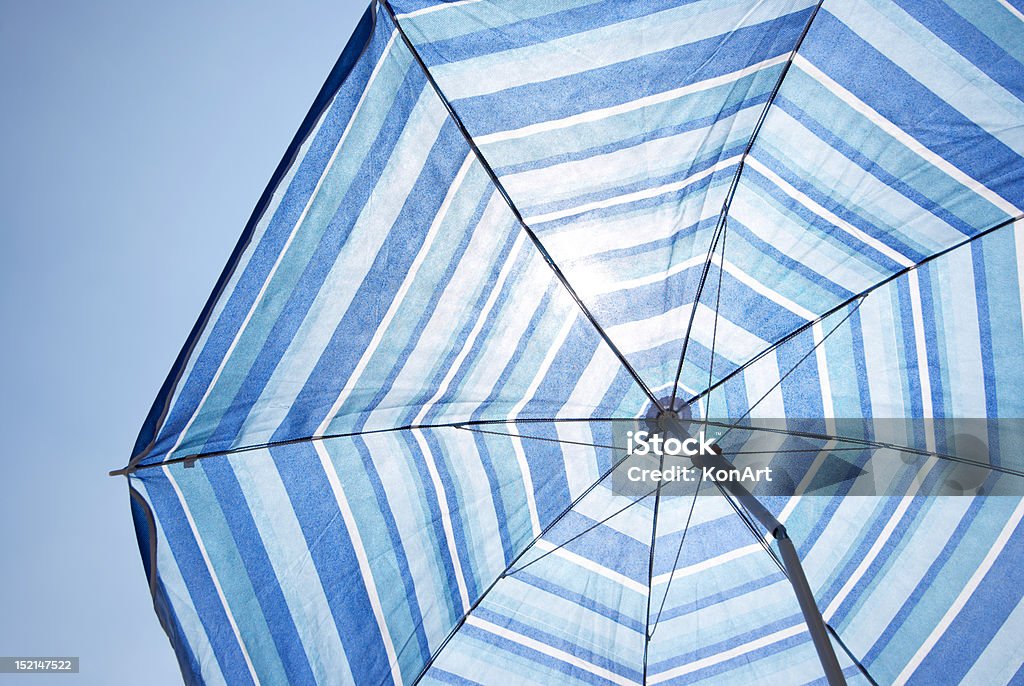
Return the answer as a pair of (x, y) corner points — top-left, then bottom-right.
(659, 414), (847, 686)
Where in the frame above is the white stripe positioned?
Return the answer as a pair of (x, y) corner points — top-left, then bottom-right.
(504, 311), (576, 537)
(509, 435), (542, 538)
(396, 0), (483, 19)
(166, 31), (399, 457)
(746, 156), (915, 268)
(998, 0), (1024, 23)
(409, 231), (527, 426)
(893, 498), (1024, 686)
(139, 482), (231, 686)
(812, 321), (835, 429)
(477, 55), (788, 145)
(1016, 221), (1024, 363)
(465, 615), (638, 686)
(525, 155), (739, 225)
(648, 624), (805, 683)
(794, 55), (1021, 217)
(314, 154), (475, 436)
(651, 544), (762, 586)
(163, 466), (261, 685)
(907, 270), (935, 450)
(724, 259), (818, 320)
(412, 428), (472, 611)
(531, 539), (648, 595)
(590, 255), (704, 295)
(591, 252), (817, 320)
(823, 495), (914, 620)
(509, 312), (576, 419)
(230, 456), (354, 684)
(822, 456), (939, 620)
(313, 442), (405, 686)
(410, 232), (527, 425)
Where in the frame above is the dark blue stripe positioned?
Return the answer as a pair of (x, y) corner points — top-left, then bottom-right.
(917, 264), (946, 418)
(895, 278), (925, 417)
(517, 317), (601, 418)
(891, 0), (1024, 101)
(777, 326), (826, 417)
(803, 11), (1024, 209)
(269, 442), (395, 685)
(908, 512), (1024, 684)
(473, 606), (642, 681)
(471, 431), (515, 564)
(972, 242), (997, 418)
(450, 9), (812, 136)
(272, 119), (473, 440)
(491, 79), (774, 179)
(346, 185), (509, 432)
(351, 435), (432, 663)
(547, 509), (650, 583)
(130, 487), (205, 685)
(199, 459), (318, 685)
(411, 0), (710, 66)
(770, 93), (985, 238)
(861, 496), (985, 666)
(137, 474), (258, 685)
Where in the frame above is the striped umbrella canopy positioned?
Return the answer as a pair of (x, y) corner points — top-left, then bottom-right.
(116, 1), (1024, 684)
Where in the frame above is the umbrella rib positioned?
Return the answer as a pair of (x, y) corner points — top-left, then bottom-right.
(668, 0), (826, 410)
(454, 423), (624, 452)
(379, 0), (662, 411)
(506, 485), (659, 577)
(454, 423), (864, 456)
(404, 443), (638, 685)
(685, 212), (1024, 409)
(642, 451), (665, 685)
(715, 297), (866, 444)
(648, 478), (702, 641)
(109, 416), (634, 475)
(645, 221), (726, 678)
(707, 219), (727, 408)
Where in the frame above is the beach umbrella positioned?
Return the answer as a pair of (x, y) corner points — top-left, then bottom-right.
(113, 1), (1024, 684)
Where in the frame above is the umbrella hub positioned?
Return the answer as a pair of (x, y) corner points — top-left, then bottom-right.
(645, 400), (693, 436)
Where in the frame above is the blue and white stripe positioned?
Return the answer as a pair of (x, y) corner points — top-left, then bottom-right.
(124, 1), (1024, 684)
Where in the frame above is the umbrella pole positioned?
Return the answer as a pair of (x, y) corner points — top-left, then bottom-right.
(660, 416), (847, 686)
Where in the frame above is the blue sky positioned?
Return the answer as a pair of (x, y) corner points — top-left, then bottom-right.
(0, 1), (364, 682)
